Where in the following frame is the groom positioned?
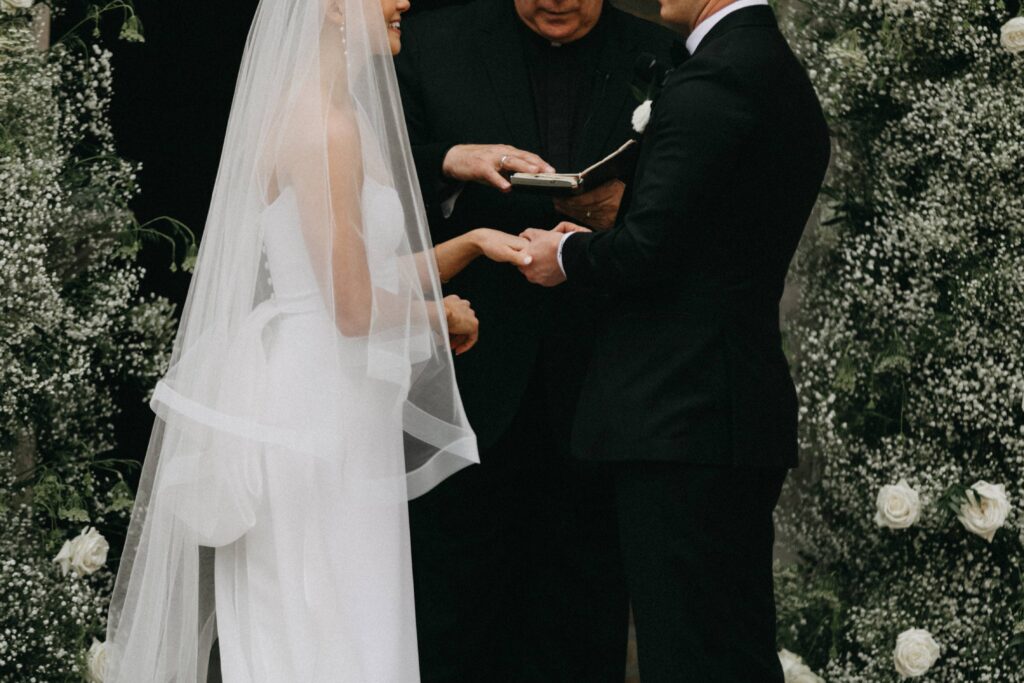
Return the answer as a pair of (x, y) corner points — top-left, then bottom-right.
(520, 0), (830, 680)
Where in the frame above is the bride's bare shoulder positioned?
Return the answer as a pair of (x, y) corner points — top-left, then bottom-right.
(274, 94), (362, 174)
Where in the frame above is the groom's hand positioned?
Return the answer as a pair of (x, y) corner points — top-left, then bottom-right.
(553, 179), (624, 231)
(518, 228), (567, 287)
(443, 144), (555, 193)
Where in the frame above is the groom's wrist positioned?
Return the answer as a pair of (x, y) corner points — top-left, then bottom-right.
(556, 232), (575, 277)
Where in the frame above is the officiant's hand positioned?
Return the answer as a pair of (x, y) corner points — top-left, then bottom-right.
(553, 179), (624, 231)
(518, 228), (566, 287)
(443, 144), (555, 193)
(443, 295), (479, 355)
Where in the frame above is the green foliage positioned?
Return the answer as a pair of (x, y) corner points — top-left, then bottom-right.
(0, 0), (179, 675)
(777, 0), (1024, 679)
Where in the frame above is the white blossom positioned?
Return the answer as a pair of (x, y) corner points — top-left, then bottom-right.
(53, 527), (109, 577)
(85, 639), (108, 683)
(631, 99), (652, 134)
(874, 479), (922, 529)
(0, 0), (33, 13)
(957, 481), (1011, 542)
(1001, 16), (1024, 54)
(893, 628), (940, 678)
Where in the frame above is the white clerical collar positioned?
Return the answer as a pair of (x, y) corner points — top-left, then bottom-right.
(685, 0), (770, 54)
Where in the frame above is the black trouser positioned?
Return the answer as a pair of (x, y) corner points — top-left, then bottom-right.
(614, 461), (787, 683)
(408, 383), (629, 683)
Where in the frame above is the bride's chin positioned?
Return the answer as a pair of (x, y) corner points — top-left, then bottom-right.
(389, 35), (401, 56)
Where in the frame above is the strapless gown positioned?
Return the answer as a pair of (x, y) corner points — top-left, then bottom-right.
(197, 180), (422, 682)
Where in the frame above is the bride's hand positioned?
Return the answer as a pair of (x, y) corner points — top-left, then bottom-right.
(443, 295), (479, 355)
(471, 228), (533, 267)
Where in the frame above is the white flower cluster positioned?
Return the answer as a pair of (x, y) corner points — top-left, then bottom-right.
(54, 526), (110, 577)
(0, 6), (175, 677)
(776, 0), (1024, 680)
(0, 0), (33, 15)
(875, 479), (1012, 544)
(0, 506), (112, 682)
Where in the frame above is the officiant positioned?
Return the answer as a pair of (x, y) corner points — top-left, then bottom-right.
(395, 1), (677, 680)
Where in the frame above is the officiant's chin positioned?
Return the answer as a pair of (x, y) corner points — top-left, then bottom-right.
(513, 0), (604, 44)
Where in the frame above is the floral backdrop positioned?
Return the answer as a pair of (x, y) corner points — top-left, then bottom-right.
(775, 0), (1024, 681)
(1, 0), (1023, 680)
(0, 2), (177, 680)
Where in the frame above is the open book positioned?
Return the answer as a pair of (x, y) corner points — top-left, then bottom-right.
(510, 140), (639, 195)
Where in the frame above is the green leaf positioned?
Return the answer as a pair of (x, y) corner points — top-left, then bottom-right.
(874, 353), (911, 376)
(120, 15), (145, 44)
(58, 505), (90, 523)
(105, 479), (135, 513)
(833, 353), (858, 393)
(181, 243), (198, 273)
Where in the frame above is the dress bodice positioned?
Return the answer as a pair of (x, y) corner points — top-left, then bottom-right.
(261, 178), (406, 303)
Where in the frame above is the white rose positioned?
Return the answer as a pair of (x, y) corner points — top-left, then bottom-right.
(632, 99), (653, 134)
(894, 628), (940, 677)
(1001, 16), (1024, 54)
(957, 481), (1011, 542)
(778, 649), (825, 683)
(874, 479), (922, 529)
(53, 526), (109, 577)
(86, 639), (108, 683)
(1, 0), (34, 13)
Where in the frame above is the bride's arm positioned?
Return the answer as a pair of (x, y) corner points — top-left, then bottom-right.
(324, 114), (373, 335)
(283, 108), (373, 336)
(433, 228), (532, 283)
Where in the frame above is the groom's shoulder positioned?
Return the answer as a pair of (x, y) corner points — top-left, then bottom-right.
(607, 5), (674, 41)
(606, 6), (678, 58)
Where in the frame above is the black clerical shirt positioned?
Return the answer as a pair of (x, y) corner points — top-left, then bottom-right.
(519, 14), (608, 172)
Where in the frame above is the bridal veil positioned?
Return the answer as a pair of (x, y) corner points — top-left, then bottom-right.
(104, 0), (478, 679)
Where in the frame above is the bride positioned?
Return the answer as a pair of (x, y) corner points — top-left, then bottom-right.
(103, 0), (534, 680)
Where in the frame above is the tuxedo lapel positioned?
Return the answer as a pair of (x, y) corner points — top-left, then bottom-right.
(477, 5), (542, 153)
(573, 10), (638, 168)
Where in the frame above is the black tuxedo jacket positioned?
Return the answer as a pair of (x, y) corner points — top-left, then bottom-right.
(396, 0), (677, 451)
(562, 6), (830, 467)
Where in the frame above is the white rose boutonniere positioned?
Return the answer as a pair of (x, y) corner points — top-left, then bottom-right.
(1001, 16), (1024, 54)
(875, 479), (922, 529)
(86, 639), (108, 683)
(778, 649), (825, 683)
(632, 99), (653, 134)
(957, 481), (1010, 542)
(893, 628), (940, 678)
(1, 0), (34, 12)
(53, 526), (110, 577)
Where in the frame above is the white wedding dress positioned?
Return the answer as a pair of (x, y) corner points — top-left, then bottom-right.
(104, 3), (478, 680)
(207, 179), (421, 683)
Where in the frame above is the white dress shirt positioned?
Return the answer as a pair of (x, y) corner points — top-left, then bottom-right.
(685, 0), (769, 55)
(556, 0), (770, 277)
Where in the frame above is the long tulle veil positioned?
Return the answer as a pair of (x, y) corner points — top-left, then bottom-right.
(104, 0), (478, 678)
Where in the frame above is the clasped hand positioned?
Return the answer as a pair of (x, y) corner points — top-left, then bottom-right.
(517, 222), (591, 287)
(462, 221), (591, 289)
